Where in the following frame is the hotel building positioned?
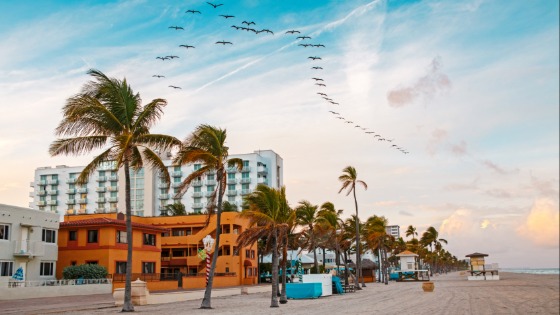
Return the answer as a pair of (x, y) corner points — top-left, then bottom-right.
(29, 150), (283, 217)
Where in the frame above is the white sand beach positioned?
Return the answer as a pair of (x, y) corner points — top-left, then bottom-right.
(68, 272), (559, 315)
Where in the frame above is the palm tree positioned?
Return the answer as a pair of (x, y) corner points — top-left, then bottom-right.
(405, 225), (418, 241)
(338, 166), (367, 289)
(49, 69), (180, 312)
(221, 201), (238, 212)
(161, 203), (187, 216)
(317, 202), (344, 275)
(420, 226), (448, 276)
(173, 124), (243, 309)
(295, 200), (319, 272)
(363, 215), (390, 284)
(237, 185), (294, 308)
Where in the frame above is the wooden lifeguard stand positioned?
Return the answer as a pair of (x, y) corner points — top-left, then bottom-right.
(395, 250), (429, 281)
(466, 252), (499, 280)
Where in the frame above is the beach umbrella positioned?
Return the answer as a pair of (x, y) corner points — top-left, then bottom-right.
(12, 267), (24, 281)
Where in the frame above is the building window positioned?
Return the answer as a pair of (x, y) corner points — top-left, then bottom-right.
(0, 261), (13, 277)
(68, 230), (77, 241)
(40, 262), (54, 276)
(115, 262), (127, 274)
(87, 230), (99, 243)
(71, 261), (77, 266)
(142, 262), (155, 274)
(86, 261), (98, 265)
(172, 229), (185, 236)
(172, 249), (184, 257)
(143, 233), (156, 246)
(116, 231), (127, 244)
(245, 250), (255, 259)
(0, 224), (9, 240)
(42, 229), (56, 243)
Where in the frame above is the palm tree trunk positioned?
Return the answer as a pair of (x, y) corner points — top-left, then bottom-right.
(383, 248), (389, 285)
(280, 234), (288, 304)
(200, 173), (224, 309)
(313, 247), (318, 273)
(270, 230), (280, 308)
(352, 188), (363, 289)
(122, 161), (134, 312)
(322, 247), (326, 271)
(343, 250), (349, 286)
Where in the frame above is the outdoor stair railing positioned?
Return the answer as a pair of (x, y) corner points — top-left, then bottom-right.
(8, 278), (112, 288)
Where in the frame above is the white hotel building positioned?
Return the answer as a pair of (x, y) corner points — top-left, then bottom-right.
(29, 150), (283, 217)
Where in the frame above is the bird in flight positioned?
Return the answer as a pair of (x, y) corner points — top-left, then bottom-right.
(329, 101), (339, 105)
(169, 85), (181, 89)
(152, 75), (165, 78)
(365, 131), (375, 134)
(156, 56), (169, 60)
(336, 117), (345, 120)
(312, 66), (323, 70)
(231, 25), (241, 30)
(185, 10), (201, 14)
(317, 92), (328, 96)
(298, 44), (311, 48)
(328, 111), (339, 115)
(355, 125), (361, 128)
(374, 135), (381, 138)
(345, 121), (353, 124)
(219, 14), (234, 18)
(315, 83), (326, 87)
(207, 2), (223, 8)
(286, 30), (300, 34)
(297, 36), (312, 40)
(257, 29), (274, 34)
(179, 44), (195, 49)
(312, 78), (324, 81)
(312, 44), (325, 48)
(169, 26), (184, 30)
(216, 40), (233, 45)
(166, 55), (179, 59)
(242, 21), (256, 25)
(308, 56), (322, 60)
(323, 97), (333, 101)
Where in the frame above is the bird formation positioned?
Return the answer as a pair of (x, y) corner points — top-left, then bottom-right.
(150, 2), (409, 154)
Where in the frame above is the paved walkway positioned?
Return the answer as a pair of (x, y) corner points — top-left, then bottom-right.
(0, 293), (115, 314)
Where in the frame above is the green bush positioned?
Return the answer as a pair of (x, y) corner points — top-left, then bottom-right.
(62, 264), (108, 279)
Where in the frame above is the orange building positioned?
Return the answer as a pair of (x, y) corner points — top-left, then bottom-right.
(57, 212), (258, 291)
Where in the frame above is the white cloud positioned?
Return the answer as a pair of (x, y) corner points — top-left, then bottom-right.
(517, 198), (560, 248)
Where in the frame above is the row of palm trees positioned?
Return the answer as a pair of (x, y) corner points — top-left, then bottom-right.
(49, 69), (463, 311)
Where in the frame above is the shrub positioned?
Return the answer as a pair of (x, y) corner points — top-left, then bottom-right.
(62, 264), (108, 279)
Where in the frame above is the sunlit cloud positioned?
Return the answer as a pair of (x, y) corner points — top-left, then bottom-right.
(517, 198), (560, 248)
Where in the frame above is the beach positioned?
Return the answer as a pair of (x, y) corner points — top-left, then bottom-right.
(48, 271), (557, 315)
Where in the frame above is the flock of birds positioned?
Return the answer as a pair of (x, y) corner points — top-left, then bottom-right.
(151, 2), (409, 155)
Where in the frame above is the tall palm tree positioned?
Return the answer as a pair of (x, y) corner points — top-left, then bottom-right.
(295, 200), (319, 272)
(317, 202), (344, 275)
(237, 185), (294, 308)
(173, 124), (243, 309)
(49, 69), (180, 312)
(405, 225), (418, 241)
(338, 166), (367, 289)
(420, 226), (447, 276)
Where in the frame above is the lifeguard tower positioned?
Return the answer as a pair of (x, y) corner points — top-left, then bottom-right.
(395, 250), (429, 281)
(466, 252), (499, 280)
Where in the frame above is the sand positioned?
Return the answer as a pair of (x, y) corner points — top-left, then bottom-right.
(56, 272), (560, 314)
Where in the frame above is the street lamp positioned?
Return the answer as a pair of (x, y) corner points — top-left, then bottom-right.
(202, 235), (215, 285)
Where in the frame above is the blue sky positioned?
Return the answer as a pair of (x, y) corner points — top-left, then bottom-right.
(0, 0), (558, 268)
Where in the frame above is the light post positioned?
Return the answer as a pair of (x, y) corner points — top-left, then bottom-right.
(202, 235), (215, 286)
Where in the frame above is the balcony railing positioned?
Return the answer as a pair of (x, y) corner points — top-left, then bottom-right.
(109, 176), (118, 181)
(192, 181), (203, 187)
(66, 200), (76, 205)
(66, 189), (76, 194)
(107, 186), (118, 192)
(240, 178), (251, 184)
(226, 168), (237, 173)
(257, 178), (269, 185)
(108, 197), (118, 203)
(77, 188), (88, 193)
(206, 180), (217, 186)
(37, 201), (46, 206)
(158, 183), (169, 189)
(226, 179), (237, 184)
(96, 176), (107, 182)
(97, 198), (106, 203)
(241, 167), (251, 173)
(47, 190), (59, 195)
(172, 171), (182, 177)
(78, 198), (88, 204)
(257, 165), (268, 174)
(66, 178), (78, 184)
(47, 200), (57, 206)
(109, 273), (234, 283)
(37, 180), (47, 186)
(96, 187), (106, 192)
(172, 182), (182, 188)
(226, 190), (237, 196)
(204, 191), (215, 197)
(192, 203), (204, 209)
(13, 240), (45, 257)
(159, 194), (170, 200)
(38, 191), (47, 196)
(241, 189), (252, 195)
(192, 192), (203, 198)
(47, 179), (58, 185)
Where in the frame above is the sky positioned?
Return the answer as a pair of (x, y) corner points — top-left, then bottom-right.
(0, 0), (558, 268)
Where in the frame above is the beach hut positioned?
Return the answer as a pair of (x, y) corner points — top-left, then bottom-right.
(396, 250), (418, 271)
(361, 258), (377, 282)
(466, 252), (499, 280)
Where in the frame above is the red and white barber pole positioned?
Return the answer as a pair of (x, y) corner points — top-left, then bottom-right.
(202, 235), (215, 286)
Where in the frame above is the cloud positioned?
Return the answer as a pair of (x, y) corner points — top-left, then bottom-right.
(480, 219), (497, 229)
(440, 208), (473, 236)
(399, 210), (414, 217)
(387, 56), (451, 107)
(517, 198), (560, 248)
(426, 128), (447, 156)
(450, 140), (468, 156)
(530, 173), (559, 198)
(480, 159), (507, 175)
(374, 200), (400, 207)
(444, 178), (479, 191)
(484, 189), (512, 199)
